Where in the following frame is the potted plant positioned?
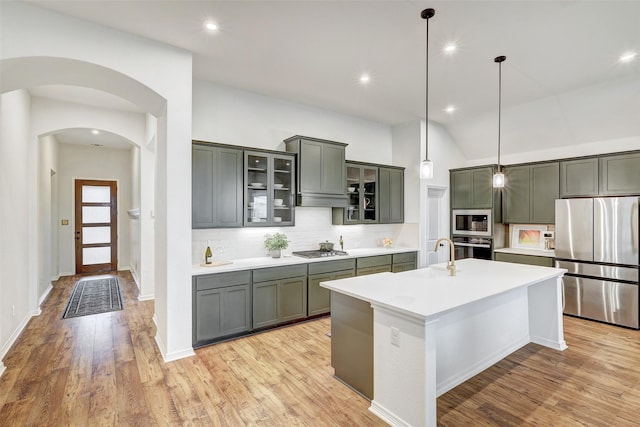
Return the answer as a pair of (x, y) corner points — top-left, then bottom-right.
(264, 232), (289, 258)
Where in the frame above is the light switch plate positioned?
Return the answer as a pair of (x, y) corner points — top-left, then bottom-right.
(61, 219), (69, 225)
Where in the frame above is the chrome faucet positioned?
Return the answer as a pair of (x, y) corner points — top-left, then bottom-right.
(434, 238), (456, 276)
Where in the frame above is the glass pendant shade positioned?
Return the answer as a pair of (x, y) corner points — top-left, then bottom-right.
(420, 159), (434, 179)
(492, 171), (505, 188)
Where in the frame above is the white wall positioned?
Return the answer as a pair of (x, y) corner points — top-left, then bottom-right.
(466, 134), (640, 167)
(191, 80), (413, 261)
(57, 143), (132, 274)
(193, 80), (392, 163)
(38, 134), (59, 303)
(0, 90), (32, 366)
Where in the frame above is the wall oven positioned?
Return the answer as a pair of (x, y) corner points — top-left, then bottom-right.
(453, 236), (493, 260)
(452, 209), (492, 237)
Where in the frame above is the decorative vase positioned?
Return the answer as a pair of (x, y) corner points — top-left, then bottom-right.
(271, 249), (281, 259)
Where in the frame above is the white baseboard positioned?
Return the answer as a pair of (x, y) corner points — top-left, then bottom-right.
(59, 271), (74, 277)
(0, 362), (5, 378)
(50, 274), (61, 282)
(138, 293), (155, 301)
(39, 284), (53, 307)
(162, 346), (195, 363)
(130, 267), (141, 291)
(369, 401), (410, 427)
(153, 317), (194, 363)
(0, 312), (32, 363)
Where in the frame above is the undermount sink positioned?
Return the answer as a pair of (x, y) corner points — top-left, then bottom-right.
(429, 263), (462, 273)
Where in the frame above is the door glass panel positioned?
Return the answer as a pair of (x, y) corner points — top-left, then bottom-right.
(82, 206), (111, 223)
(83, 226), (111, 244)
(273, 156), (293, 223)
(82, 247), (111, 264)
(346, 166), (360, 222)
(363, 167), (377, 221)
(248, 192), (268, 223)
(82, 185), (110, 203)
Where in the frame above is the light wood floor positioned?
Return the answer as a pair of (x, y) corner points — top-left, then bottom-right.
(1, 271), (639, 426)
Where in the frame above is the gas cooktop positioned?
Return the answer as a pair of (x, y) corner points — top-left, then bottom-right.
(292, 250), (349, 259)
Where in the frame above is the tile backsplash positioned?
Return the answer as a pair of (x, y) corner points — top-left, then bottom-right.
(192, 207), (418, 264)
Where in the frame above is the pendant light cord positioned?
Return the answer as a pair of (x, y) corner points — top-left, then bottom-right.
(425, 13), (429, 161)
(494, 55), (506, 171)
(422, 8), (435, 162)
(497, 60), (501, 168)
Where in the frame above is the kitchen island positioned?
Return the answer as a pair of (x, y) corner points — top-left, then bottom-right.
(321, 258), (567, 427)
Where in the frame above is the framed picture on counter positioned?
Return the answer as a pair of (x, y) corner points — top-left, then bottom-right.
(511, 225), (547, 250)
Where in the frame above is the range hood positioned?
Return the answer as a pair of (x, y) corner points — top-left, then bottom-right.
(284, 135), (349, 208)
(295, 193), (348, 208)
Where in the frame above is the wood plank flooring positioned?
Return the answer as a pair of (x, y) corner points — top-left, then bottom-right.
(1, 271), (639, 426)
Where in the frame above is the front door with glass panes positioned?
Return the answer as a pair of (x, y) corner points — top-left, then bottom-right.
(245, 151), (295, 226)
(74, 179), (117, 273)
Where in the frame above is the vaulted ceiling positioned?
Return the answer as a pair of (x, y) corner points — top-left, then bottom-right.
(20, 1), (640, 159)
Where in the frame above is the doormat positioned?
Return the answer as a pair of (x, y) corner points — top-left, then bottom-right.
(63, 276), (123, 319)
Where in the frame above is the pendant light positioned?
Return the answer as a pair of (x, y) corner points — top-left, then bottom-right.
(419, 8), (435, 180)
(493, 55), (506, 188)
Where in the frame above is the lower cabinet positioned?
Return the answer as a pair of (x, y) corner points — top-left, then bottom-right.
(193, 271), (252, 346)
(357, 255), (392, 276)
(308, 259), (356, 316)
(392, 252), (417, 272)
(252, 264), (308, 329)
(494, 252), (554, 267)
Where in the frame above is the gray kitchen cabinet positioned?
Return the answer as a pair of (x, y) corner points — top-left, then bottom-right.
(252, 264), (308, 329)
(560, 157), (599, 198)
(192, 143), (243, 228)
(244, 150), (296, 227)
(379, 166), (405, 224)
(450, 167), (494, 209)
(192, 270), (252, 346)
(391, 252), (417, 273)
(599, 152), (640, 195)
(503, 165), (530, 223)
(503, 162), (558, 224)
(284, 135), (348, 207)
(308, 259), (356, 316)
(356, 255), (392, 276)
(333, 162), (379, 225)
(495, 252), (554, 267)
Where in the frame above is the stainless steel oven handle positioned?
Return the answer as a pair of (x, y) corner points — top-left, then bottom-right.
(453, 242), (491, 248)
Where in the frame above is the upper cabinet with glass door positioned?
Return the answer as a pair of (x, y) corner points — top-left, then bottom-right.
(244, 150), (295, 227)
(333, 162), (378, 224)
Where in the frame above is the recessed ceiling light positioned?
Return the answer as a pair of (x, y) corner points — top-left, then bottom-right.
(359, 74), (371, 85)
(445, 105), (456, 114)
(444, 43), (457, 54)
(91, 129), (100, 135)
(204, 21), (219, 32)
(619, 51), (637, 63)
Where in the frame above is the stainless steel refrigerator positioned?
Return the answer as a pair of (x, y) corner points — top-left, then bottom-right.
(555, 197), (639, 329)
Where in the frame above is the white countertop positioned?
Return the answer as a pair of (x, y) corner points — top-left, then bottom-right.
(320, 258), (566, 320)
(192, 247), (419, 276)
(494, 247), (555, 257)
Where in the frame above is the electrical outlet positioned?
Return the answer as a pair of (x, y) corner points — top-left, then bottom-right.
(391, 327), (400, 347)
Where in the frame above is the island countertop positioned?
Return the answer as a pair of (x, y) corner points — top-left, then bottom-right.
(320, 258), (567, 320)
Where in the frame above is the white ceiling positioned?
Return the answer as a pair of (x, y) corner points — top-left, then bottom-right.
(22, 1), (640, 159)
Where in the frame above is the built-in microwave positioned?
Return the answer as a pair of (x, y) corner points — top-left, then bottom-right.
(452, 209), (492, 237)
